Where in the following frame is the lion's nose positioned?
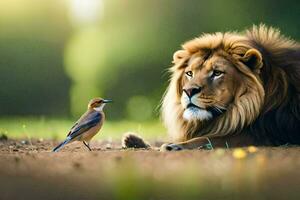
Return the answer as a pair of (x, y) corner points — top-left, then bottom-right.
(183, 87), (202, 97)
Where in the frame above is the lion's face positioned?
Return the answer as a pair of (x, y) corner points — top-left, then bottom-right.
(180, 52), (241, 121)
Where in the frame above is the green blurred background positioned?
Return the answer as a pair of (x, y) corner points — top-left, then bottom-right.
(0, 0), (299, 139)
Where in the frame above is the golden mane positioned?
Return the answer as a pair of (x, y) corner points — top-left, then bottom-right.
(162, 24), (300, 144)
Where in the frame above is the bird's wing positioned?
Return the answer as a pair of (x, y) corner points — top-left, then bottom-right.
(67, 111), (102, 140)
(69, 111), (100, 134)
(67, 122), (79, 136)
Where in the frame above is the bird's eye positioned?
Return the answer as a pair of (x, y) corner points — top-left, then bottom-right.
(212, 70), (224, 77)
(185, 71), (193, 78)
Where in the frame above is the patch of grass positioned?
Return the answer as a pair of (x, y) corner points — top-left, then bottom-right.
(0, 117), (166, 140)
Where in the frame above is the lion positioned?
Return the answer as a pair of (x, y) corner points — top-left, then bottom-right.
(123, 24), (300, 151)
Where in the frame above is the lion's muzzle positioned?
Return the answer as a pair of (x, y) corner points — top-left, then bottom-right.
(181, 89), (213, 121)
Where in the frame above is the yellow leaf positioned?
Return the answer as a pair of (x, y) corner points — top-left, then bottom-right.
(233, 148), (247, 159)
(247, 146), (258, 153)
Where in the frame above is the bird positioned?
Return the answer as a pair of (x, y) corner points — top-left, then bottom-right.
(52, 97), (112, 152)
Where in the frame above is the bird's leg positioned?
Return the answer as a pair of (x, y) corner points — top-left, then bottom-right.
(83, 141), (92, 151)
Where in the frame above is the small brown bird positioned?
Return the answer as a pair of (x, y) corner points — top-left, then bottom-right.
(53, 97), (112, 152)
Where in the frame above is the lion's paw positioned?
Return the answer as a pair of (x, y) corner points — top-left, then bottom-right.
(160, 143), (184, 151)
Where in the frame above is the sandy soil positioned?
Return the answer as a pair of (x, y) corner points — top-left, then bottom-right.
(0, 138), (299, 200)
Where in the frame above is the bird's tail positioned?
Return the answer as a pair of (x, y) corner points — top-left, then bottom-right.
(52, 137), (71, 152)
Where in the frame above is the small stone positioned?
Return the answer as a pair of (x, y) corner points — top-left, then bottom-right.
(21, 140), (29, 145)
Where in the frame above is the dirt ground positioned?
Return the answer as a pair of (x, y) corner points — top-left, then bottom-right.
(0, 138), (300, 200)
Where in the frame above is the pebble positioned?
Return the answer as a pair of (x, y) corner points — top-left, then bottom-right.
(21, 140), (29, 145)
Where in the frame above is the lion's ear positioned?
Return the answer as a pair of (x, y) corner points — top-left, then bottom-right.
(173, 50), (188, 64)
(240, 49), (263, 72)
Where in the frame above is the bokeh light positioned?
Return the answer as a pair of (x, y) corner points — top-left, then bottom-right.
(68, 0), (103, 26)
(64, 0), (105, 116)
(64, 28), (107, 116)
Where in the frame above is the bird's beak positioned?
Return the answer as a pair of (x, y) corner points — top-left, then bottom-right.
(103, 99), (113, 103)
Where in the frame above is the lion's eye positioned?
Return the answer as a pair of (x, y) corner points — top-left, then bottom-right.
(185, 71), (193, 78)
(212, 70), (224, 77)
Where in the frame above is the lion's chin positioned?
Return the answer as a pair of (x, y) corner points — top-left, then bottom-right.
(183, 107), (213, 121)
